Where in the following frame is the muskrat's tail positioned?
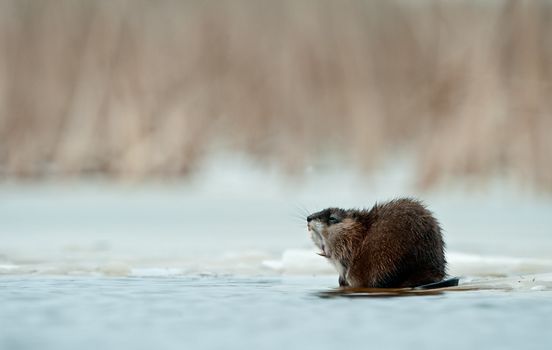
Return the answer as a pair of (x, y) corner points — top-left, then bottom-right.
(414, 277), (460, 290)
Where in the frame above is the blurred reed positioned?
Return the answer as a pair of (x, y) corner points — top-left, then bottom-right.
(0, 0), (551, 189)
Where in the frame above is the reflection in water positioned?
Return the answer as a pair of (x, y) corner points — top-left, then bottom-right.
(316, 284), (509, 299)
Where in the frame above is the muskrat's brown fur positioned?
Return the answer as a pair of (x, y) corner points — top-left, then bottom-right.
(307, 198), (446, 288)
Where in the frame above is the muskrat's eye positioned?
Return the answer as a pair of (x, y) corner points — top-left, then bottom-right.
(328, 216), (339, 224)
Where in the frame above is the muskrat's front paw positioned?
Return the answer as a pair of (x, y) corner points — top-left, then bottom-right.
(339, 275), (349, 287)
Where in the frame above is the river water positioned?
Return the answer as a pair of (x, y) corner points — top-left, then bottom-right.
(1, 275), (552, 350)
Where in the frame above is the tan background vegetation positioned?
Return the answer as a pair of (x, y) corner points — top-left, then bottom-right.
(0, 0), (551, 189)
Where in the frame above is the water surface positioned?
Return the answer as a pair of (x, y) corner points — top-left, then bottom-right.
(1, 275), (551, 350)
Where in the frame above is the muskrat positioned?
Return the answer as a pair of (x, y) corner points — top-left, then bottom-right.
(307, 198), (447, 288)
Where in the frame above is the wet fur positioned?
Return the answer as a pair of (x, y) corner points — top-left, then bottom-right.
(307, 198), (446, 288)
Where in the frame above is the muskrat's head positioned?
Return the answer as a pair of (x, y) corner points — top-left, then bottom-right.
(307, 208), (357, 257)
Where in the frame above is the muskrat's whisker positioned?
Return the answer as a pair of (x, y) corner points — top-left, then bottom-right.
(300, 204), (312, 217)
(289, 213), (308, 222)
(291, 205), (310, 220)
(293, 204), (312, 220)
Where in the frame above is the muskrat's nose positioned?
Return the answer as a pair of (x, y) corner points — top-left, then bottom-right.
(307, 215), (314, 222)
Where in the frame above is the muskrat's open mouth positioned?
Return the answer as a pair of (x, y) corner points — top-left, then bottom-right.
(308, 222), (328, 257)
(317, 238), (328, 257)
